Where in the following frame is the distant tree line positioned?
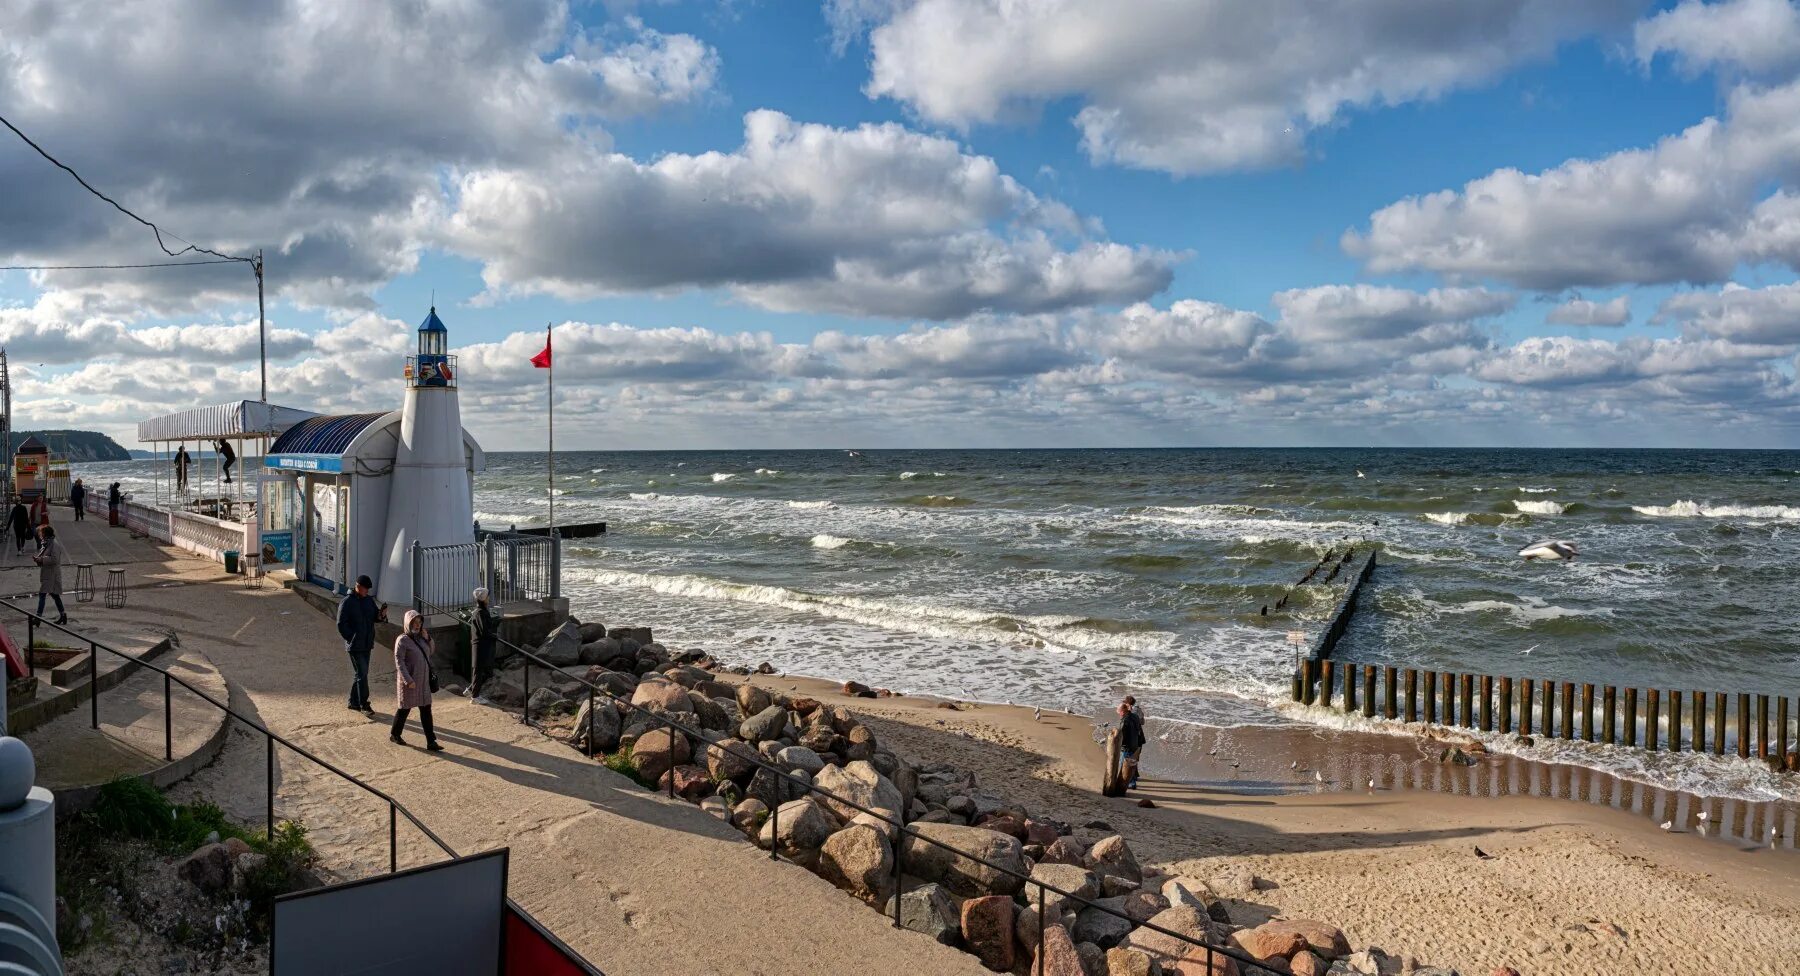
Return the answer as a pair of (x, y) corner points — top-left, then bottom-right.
(9, 429), (132, 462)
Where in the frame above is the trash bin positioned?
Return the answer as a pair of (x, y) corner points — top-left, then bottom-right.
(224, 550), (240, 574)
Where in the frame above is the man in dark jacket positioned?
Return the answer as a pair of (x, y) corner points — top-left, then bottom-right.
(1118, 696), (1146, 790)
(69, 479), (86, 521)
(337, 574), (386, 713)
(467, 586), (498, 703)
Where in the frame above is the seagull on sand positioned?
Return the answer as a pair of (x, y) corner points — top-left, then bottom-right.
(1660, 821), (1673, 831)
(1698, 811), (1710, 823)
(1291, 761), (1299, 770)
(1032, 707), (1042, 722)
(1367, 777), (1376, 791)
(1314, 771), (1324, 783)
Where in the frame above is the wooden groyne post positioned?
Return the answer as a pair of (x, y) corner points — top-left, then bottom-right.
(1304, 549), (1378, 663)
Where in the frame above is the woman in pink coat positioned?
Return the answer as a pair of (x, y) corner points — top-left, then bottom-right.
(389, 610), (443, 751)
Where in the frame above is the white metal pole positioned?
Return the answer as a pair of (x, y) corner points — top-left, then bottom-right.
(547, 323), (555, 534)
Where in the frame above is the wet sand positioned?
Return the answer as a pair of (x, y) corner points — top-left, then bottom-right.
(730, 671), (1800, 975)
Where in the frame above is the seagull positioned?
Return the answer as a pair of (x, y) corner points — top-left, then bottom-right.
(1356, 470), (1366, 479)
(1032, 707), (1042, 722)
(1522, 644), (1539, 656)
(1698, 811), (1710, 822)
(1291, 761), (1299, 770)
(1314, 771), (1324, 783)
(1367, 777), (1376, 791)
(1660, 821), (1673, 831)
(1207, 747), (1218, 756)
(1474, 846), (1493, 860)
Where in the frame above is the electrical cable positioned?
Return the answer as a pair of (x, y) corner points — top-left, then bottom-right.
(0, 259), (242, 271)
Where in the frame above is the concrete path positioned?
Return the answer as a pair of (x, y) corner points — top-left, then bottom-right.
(29, 507), (986, 976)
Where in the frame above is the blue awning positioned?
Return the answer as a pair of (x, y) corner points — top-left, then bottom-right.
(263, 413), (390, 473)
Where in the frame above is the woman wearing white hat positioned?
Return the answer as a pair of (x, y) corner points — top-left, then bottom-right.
(390, 610), (443, 751)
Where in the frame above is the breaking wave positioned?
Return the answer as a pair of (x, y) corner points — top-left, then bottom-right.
(1633, 500), (1800, 520)
(712, 473), (737, 482)
(1512, 500), (1567, 515)
(811, 534), (852, 550)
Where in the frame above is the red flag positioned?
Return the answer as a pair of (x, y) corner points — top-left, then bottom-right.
(531, 329), (552, 369)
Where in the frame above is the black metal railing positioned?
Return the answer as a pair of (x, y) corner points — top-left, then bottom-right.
(4, 600), (456, 875)
(423, 597), (1280, 976)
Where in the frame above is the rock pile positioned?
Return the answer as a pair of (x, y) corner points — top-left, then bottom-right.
(500, 617), (1432, 976)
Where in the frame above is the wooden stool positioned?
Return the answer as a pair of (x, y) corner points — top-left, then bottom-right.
(242, 553), (262, 589)
(74, 564), (94, 603)
(104, 568), (127, 608)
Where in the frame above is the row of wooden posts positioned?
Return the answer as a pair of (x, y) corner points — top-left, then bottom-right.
(1295, 657), (1798, 767)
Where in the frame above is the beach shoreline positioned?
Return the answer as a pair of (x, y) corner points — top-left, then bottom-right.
(723, 668), (1800, 974)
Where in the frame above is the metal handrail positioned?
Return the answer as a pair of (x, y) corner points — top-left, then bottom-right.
(3, 601), (457, 871)
(426, 597), (1279, 975)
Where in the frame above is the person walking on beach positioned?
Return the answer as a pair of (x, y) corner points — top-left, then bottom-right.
(336, 574), (386, 714)
(215, 438), (237, 484)
(174, 443), (190, 493)
(391, 610), (442, 751)
(468, 586), (497, 704)
(33, 525), (66, 625)
(8, 498), (30, 554)
(1118, 696), (1146, 791)
(69, 478), (86, 521)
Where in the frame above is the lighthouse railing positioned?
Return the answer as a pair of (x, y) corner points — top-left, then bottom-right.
(413, 533), (558, 613)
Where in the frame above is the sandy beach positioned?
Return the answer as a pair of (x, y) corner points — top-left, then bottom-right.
(729, 671), (1800, 975)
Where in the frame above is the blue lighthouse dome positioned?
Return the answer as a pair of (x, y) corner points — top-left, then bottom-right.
(412, 305), (454, 387)
(420, 306), (448, 333)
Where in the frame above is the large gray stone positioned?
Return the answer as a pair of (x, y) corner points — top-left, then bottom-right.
(739, 704), (789, 743)
(816, 824), (894, 906)
(1084, 835), (1142, 885)
(1072, 901), (1134, 949)
(631, 678), (694, 713)
(746, 764), (806, 810)
(570, 697), (621, 753)
(736, 683), (773, 717)
(578, 621), (610, 643)
(630, 727), (691, 782)
(691, 694), (730, 732)
(885, 883), (960, 946)
(527, 687), (569, 719)
(537, 620), (583, 667)
(704, 737), (758, 784)
(812, 760), (903, 824)
(757, 797), (835, 857)
(1118, 907), (1218, 974)
(900, 821), (1027, 897)
(1031, 862), (1099, 918)
(776, 745), (826, 775)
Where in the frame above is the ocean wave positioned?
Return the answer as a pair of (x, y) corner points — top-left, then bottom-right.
(712, 473), (737, 482)
(628, 492), (660, 501)
(811, 534), (852, 550)
(1423, 512), (1468, 526)
(787, 500), (836, 509)
(1512, 500), (1567, 515)
(589, 568), (1172, 654)
(1632, 500), (1800, 520)
(755, 468), (781, 475)
(900, 471), (920, 480)
(1517, 487), (1557, 494)
(900, 494), (973, 507)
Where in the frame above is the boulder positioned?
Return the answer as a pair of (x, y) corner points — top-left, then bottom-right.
(658, 764), (712, 802)
(776, 745), (826, 775)
(630, 727), (692, 782)
(1072, 904), (1134, 949)
(812, 760), (903, 824)
(570, 697), (622, 754)
(576, 640), (613, 666)
(946, 795), (978, 818)
(816, 824), (894, 906)
(537, 621), (583, 667)
(960, 895), (1016, 971)
(691, 695), (730, 732)
(746, 765), (807, 811)
(228, 851), (268, 895)
(736, 684), (773, 717)
(1207, 864), (1258, 900)
(976, 813), (1028, 840)
(799, 725), (842, 756)
(1085, 835), (1142, 885)
(823, 704), (856, 735)
(886, 883), (960, 946)
(1102, 875), (1142, 898)
(789, 696), (822, 717)
(177, 843), (233, 894)
(586, 668), (637, 698)
(1162, 877), (1222, 917)
(841, 723), (877, 761)
(699, 796), (731, 822)
(484, 674), (527, 708)
(1031, 862), (1099, 918)
(1026, 819), (1064, 847)
(901, 822), (1028, 897)
(665, 665), (710, 689)
(1033, 919), (1087, 976)
(758, 798), (835, 859)
(1230, 924), (1307, 965)
(1118, 907), (1226, 976)
(578, 621), (610, 643)
(841, 679), (872, 697)
(731, 798), (768, 835)
(527, 687), (569, 720)
(704, 737), (758, 784)
(695, 679), (737, 702)
(1290, 952), (1326, 976)
(739, 704), (789, 743)
(1125, 891), (1170, 924)
(631, 678), (694, 713)
(850, 811), (901, 842)
(1042, 835), (1088, 866)
(1105, 947), (1163, 976)
(1253, 920), (1350, 961)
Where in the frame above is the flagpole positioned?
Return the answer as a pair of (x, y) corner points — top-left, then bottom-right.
(547, 323), (555, 534)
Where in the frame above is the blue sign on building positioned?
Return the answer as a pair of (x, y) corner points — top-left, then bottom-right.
(265, 455), (344, 473)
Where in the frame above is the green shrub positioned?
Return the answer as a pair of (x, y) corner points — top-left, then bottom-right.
(601, 745), (653, 788)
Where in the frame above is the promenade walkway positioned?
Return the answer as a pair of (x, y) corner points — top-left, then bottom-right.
(25, 508), (984, 976)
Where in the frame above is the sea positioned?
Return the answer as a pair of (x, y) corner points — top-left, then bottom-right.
(82, 447), (1800, 801)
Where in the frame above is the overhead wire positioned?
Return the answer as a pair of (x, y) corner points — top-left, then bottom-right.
(0, 259), (243, 271)
(0, 111), (254, 264)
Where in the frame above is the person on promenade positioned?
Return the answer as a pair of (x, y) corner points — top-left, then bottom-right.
(70, 478), (86, 521)
(215, 438), (237, 484)
(468, 586), (497, 705)
(1118, 696), (1146, 790)
(391, 610), (442, 751)
(8, 498), (30, 554)
(174, 444), (190, 493)
(33, 525), (66, 625)
(336, 574), (386, 715)
(107, 483), (122, 526)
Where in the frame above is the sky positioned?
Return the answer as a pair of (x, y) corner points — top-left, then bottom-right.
(5, 0), (1800, 450)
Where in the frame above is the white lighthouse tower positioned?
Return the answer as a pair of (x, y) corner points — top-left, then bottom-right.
(380, 307), (477, 606)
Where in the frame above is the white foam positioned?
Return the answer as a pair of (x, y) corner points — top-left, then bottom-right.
(811, 534), (852, 550)
(1513, 500), (1567, 515)
(1518, 487), (1557, 494)
(1423, 512), (1469, 526)
(755, 468), (781, 475)
(628, 492), (660, 501)
(1633, 500), (1800, 520)
(712, 473), (737, 482)
(787, 500), (836, 509)
(900, 471), (920, 480)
